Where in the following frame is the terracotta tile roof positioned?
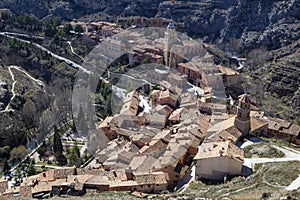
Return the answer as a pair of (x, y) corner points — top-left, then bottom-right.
(148, 112), (166, 128)
(178, 62), (201, 72)
(268, 117), (291, 129)
(107, 169), (128, 182)
(169, 108), (183, 121)
(266, 119), (280, 131)
(128, 155), (157, 173)
(31, 181), (55, 195)
(250, 117), (268, 132)
(76, 168), (105, 176)
(194, 141), (244, 163)
(207, 116), (235, 133)
(124, 91), (139, 104)
(154, 104), (173, 116)
(39, 169), (55, 182)
(119, 100), (139, 115)
(99, 116), (114, 129)
(85, 175), (109, 186)
(159, 89), (178, 102)
(198, 116), (212, 135)
(225, 126), (243, 141)
(131, 134), (152, 146)
(178, 123), (201, 137)
(217, 65), (239, 76)
(134, 173), (155, 184)
(281, 123), (300, 136)
(238, 94), (252, 104)
(53, 167), (76, 179)
(152, 129), (172, 143)
(67, 174), (94, 191)
(0, 179), (8, 193)
(138, 139), (167, 156)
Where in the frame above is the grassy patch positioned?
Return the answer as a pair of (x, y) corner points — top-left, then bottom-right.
(263, 161), (300, 186)
(243, 142), (285, 158)
(186, 161), (300, 199)
(189, 180), (206, 190)
(254, 163), (263, 172)
(36, 161), (59, 167)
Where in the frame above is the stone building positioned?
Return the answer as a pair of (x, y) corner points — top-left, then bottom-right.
(234, 94), (251, 136)
(194, 141), (244, 181)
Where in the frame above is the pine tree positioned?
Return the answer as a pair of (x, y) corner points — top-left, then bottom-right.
(63, 23), (73, 35)
(77, 105), (88, 135)
(2, 158), (10, 174)
(26, 164), (36, 176)
(68, 144), (82, 167)
(53, 126), (63, 155)
(73, 142), (80, 158)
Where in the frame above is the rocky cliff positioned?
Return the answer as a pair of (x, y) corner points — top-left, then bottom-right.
(1, 0), (299, 119)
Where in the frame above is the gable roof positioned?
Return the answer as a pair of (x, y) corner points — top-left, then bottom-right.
(194, 141), (244, 163)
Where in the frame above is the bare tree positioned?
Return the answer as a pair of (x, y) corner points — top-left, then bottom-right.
(246, 46), (269, 70)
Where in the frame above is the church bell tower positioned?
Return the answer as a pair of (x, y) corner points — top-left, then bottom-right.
(164, 20), (176, 67)
(234, 94), (251, 136)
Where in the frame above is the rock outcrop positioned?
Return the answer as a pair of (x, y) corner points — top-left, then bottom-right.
(0, 0), (299, 118)
(0, 79), (9, 110)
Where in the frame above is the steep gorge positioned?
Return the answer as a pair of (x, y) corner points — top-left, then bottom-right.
(0, 0), (299, 119)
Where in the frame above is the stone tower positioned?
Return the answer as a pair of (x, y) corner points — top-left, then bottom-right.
(164, 20), (176, 67)
(234, 94), (251, 136)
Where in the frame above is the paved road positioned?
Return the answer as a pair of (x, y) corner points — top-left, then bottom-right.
(243, 142), (300, 191)
(0, 32), (90, 74)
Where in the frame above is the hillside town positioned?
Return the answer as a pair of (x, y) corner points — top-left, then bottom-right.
(0, 19), (299, 199)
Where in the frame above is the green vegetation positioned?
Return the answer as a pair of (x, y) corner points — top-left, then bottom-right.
(9, 145), (27, 163)
(74, 24), (84, 33)
(2, 158), (10, 174)
(6, 14), (61, 37)
(26, 164), (36, 176)
(67, 142), (83, 167)
(53, 126), (63, 155)
(243, 142), (285, 158)
(184, 161), (300, 199)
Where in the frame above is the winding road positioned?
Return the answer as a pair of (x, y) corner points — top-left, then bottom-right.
(243, 144), (300, 191)
(0, 32), (90, 74)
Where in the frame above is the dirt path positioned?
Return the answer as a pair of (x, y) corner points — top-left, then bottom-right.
(0, 65), (46, 113)
(67, 41), (85, 61)
(10, 66), (45, 91)
(0, 66), (17, 113)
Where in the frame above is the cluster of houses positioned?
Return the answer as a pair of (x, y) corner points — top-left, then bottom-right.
(116, 16), (184, 32)
(60, 17), (184, 42)
(0, 8), (12, 29)
(58, 19), (124, 40)
(1, 20), (300, 199)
